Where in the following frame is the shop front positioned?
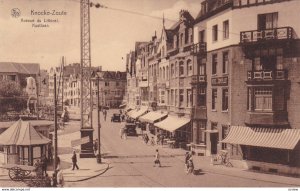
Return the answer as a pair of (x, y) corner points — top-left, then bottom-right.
(221, 126), (300, 175)
(154, 115), (191, 149)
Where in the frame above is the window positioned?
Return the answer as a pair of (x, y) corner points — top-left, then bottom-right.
(254, 87), (272, 111)
(171, 89), (174, 105)
(196, 121), (207, 144)
(187, 89), (192, 107)
(199, 30), (205, 43)
(175, 89), (178, 106)
(223, 52), (229, 74)
(258, 12), (278, 30)
(179, 89), (184, 107)
(199, 64), (206, 75)
(222, 125), (230, 149)
(212, 54), (218, 75)
(222, 88), (228, 111)
(187, 60), (192, 76)
(166, 66), (169, 79)
(212, 89), (217, 110)
(212, 25), (218, 42)
(197, 88), (206, 107)
(180, 33), (184, 47)
(223, 20), (229, 39)
(163, 67), (165, 79)
(173, 35), (177, 48)
(179, 61), (184, 76)
(105, 82), (109, 86)
(116, 82), (119, 86)
(160, 90), (165, 104)
(171, 64), (174, 78)
(162, 46), (165, 57)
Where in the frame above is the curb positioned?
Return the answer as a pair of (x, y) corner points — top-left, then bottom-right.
(64, 162), (110, 182)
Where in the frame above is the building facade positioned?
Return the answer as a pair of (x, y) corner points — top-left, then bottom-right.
(126, 0), (300, 175)
(193, 0), (300, 173)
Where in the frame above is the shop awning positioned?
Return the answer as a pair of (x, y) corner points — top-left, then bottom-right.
(139, 111), (168, 123)
(119, 103), (127, 108)
(127, 107), (148, 119)
(154, 115), (190, 132)
(221, 126), (300, 150)
(0, 120), (51, 146)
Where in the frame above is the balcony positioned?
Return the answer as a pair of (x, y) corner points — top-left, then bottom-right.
(211, 76), (228, 86)
(247, 70), (288, 81)
(167, 48), (179, 57)
(190, 42), (207, 55)
(139, 80), (148, 88)
(240, 27), (295, 44)
(245, 111), (288, 126)
(191, 75), (207, 85)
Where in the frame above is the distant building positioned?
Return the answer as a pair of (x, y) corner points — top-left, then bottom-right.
(93, 71), (127, 108)
(0, 62), (41, 107)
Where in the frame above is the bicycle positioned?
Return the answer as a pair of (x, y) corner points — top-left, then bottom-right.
(216, 150), (233, 167)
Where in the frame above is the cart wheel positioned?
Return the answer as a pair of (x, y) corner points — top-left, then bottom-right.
(9, 167), (25, 181)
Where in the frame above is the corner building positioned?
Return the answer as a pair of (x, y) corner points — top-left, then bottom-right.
(194, 0), (300, 174)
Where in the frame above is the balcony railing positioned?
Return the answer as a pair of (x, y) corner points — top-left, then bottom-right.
(167, 48), (179, 57)
(191, 75), (207, 84)
(247, 70), (287, 80)
(190, 42), (207, 55)
(240, 27), (295, 43)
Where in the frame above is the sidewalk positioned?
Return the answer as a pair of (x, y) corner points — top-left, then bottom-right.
(140, 130), (300, 187)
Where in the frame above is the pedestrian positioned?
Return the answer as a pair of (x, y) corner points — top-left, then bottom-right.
(184, 152), (190, 172)
(187, 156), (194, 175)
(150, 137), (155, 146)
(48, 146), (53, 163)
(34, 159), (43, 177)
(145, 134), (149, 144)
(153, 149), (161, 167)
(56, 156), (61, 170)
(51, 172), (57, 187)
(103, 109), (107, 121)
(44, 173), (51, 187)
(93, 139), (98, 155)
(41, 154), (48, 176)
(160, 134), (164, 146)
(119, 127), (124, 139)
(71, 150), (79, 170)
(56, 168), (64, 187)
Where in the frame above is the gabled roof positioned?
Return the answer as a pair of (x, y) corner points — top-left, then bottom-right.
(0, 120), (51, 146)
(96, 71), (126, 80)
(0, 62), (39, 74)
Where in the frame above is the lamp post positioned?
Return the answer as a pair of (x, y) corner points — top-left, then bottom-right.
(96, 76), (102, 163)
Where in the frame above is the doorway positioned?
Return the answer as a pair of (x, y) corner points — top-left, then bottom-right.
(210, 133), (218, 155)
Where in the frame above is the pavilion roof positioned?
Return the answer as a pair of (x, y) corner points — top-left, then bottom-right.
(0, 120), (51, 146)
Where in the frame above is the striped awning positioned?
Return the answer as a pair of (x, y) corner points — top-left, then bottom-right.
(127, 107), (148, 119)
(221, 126), (300, 150)
(139, 111), (168, 123)
(154, 115), (190, 133)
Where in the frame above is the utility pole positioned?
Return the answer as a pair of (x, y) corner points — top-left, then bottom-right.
(80, 0), (94, 158)
(61, 56), (65, 112)
(96, 76), (101, 163)
(53, 73), (58, 186)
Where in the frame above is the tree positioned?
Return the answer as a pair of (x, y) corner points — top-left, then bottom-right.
(0, 80), (27, 113)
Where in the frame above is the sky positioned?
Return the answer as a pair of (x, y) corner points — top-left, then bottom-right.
(0, 0), (202, 72)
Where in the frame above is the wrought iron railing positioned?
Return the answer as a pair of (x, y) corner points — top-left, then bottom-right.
(247, 69), (287, 80)
(240, 27), (295, 43)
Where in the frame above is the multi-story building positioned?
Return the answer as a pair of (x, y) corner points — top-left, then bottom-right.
(193, 0), (300, 174)
(92, 71), (127, 108)
(126, 0), (300, 175)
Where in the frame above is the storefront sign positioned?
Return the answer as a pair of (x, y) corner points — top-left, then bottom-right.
(71, 136), (90, 147)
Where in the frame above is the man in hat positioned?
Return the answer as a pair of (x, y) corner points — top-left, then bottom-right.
(71, 150), (79, 170)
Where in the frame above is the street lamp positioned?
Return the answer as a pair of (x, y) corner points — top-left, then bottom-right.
(96, 76), (102, 163)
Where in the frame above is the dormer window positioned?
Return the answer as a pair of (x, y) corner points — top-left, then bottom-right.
(173, 35), (177, 48)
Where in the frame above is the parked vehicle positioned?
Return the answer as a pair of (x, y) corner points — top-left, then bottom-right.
(111, 113), (121, 122)
(124, 123), (137, 136)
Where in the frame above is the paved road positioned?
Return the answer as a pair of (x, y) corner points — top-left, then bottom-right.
(65, 109), (292, 187)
